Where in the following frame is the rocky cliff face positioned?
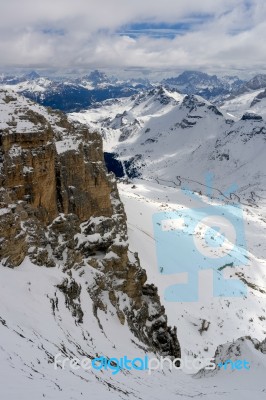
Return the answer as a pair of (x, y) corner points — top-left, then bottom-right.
(0, 89), (180, 359)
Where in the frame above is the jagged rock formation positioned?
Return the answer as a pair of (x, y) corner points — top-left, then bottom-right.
(241, 112), (263, 121)
(162, 71), (244, 100)
(0, 89), (180, 359)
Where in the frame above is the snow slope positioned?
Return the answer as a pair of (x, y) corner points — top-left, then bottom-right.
(118, 180), (266, 363)
(221, 89), (266, 120)
(69, 88), (266, 396)
(69, 86), (185, 152)
(70, 87), (266, 205)
(1, 257), (265, 399)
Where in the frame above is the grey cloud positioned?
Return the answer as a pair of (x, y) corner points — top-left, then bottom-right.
(0, 0), (265, 72)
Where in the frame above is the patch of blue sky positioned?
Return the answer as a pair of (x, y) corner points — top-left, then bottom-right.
(41, 28), (65, 36)
(243, 0), (254, 11)
(117, 14), (214, 39)
(229, 25), (254, 35)
(121, 29), (185, 39)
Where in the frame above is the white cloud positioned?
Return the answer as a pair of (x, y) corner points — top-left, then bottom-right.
(0, 0), (265, 73)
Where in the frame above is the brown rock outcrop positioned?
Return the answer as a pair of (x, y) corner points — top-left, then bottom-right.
(0, 89), (181, 359)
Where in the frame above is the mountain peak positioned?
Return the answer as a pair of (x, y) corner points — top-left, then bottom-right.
(176, 70), (218, 83)
(163, 70), (219, 86)
(85, 69), (109, 84)
(161, 70), (240, 100)
(246, 74), (266, 90)
(23, 70), (40, 80)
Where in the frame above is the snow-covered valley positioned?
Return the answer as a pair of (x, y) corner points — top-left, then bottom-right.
(119, 179), (266, 364)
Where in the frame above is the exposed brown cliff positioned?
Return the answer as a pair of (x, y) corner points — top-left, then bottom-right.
(0, 89), (181, 359)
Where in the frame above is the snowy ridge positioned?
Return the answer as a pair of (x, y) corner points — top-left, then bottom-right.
(70, 87), (266, 204)
(221, 89), (266, 120)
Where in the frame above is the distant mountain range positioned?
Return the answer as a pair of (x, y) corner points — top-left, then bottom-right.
(162, 70), (266, 101)
(162, 71), (245, 100)
(1, 69), (266, 112)
(0, 70), (151, 112)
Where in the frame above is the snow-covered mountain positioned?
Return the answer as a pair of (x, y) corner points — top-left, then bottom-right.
(220, 74), (266, 116)
(161, 71), (266, 103)
(75, 70), (117, 89)
(162, 71), (244, 101)
(69, 86), (186, 151)
(235, 74), (266, 95)
(220, 86), (266, 122)
(69, 85), (266, 396)
(70, 86), (266, 205)
(0, 70), (151, 112)
(1, 85), (266, 399)
(3, 69), (266, 114)
(0, 70), (40, 85)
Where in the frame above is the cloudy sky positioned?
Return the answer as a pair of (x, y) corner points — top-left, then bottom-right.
(0, 0), (265, 75)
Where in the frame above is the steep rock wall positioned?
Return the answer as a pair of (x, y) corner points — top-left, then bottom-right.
(0, 89), (181, 359)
